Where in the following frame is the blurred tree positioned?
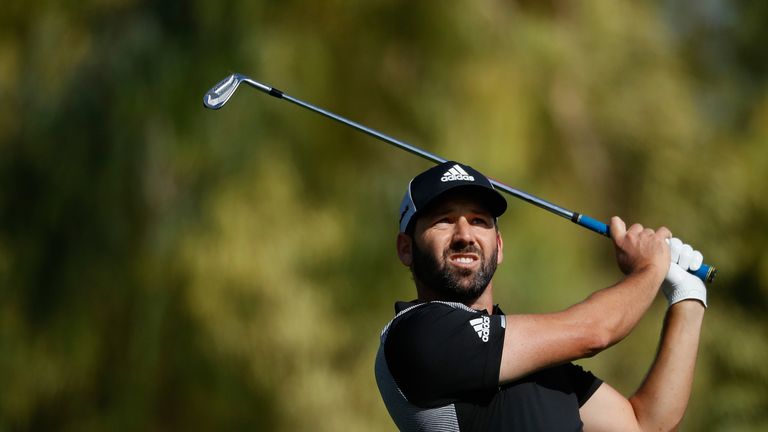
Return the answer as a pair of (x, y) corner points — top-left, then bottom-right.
(0, 0), (765, 430)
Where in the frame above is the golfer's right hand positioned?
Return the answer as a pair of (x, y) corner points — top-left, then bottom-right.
(609, 216), (671, 278)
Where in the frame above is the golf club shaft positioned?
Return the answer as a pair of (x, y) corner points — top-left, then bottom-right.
(220, 76), (717, 283)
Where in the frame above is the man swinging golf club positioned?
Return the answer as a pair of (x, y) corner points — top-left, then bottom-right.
(375, 161), (707, 431)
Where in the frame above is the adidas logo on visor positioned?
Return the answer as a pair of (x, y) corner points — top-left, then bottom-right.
(469, 316), (490, 342)
(441, 164), (475, 182)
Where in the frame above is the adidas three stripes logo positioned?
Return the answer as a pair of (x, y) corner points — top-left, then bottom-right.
(440, 164), (475, 182)
(469, 316), (490, 342)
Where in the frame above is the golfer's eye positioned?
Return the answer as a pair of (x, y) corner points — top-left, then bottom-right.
(472, 217), (491, 226)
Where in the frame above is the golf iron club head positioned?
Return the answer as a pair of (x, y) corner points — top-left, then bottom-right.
(203, 73), (276, 109)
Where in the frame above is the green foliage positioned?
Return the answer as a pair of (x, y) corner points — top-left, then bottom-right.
(1, 0), (766, 430)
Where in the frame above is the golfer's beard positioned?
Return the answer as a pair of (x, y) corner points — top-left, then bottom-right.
(411, 241), (498, 303)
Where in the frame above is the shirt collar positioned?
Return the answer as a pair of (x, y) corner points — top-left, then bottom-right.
(394, 300), (504, 315)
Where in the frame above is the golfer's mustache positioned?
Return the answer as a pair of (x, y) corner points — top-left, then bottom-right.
(444, 244), (482, 256)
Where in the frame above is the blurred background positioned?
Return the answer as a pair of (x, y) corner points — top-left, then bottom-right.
(1, 0), (767, 430)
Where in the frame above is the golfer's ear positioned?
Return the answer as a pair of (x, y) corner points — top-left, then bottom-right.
(397, 233), (413, 266)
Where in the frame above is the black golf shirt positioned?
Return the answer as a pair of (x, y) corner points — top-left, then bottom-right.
(375, 300), (603, 431)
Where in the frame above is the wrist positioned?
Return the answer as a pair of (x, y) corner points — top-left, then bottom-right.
(635, 262), (667, 284)
(670, 297), (706, 309)
(668, 300), (706, 321)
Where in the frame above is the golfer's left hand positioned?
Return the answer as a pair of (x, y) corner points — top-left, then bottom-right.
(663, 238), (707, 308)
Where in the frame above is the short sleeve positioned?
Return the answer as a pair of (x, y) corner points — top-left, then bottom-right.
(384, 303), (506, 407)
(562, 363), (603, 406)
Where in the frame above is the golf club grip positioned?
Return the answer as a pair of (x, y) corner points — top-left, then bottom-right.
(572, 213), (717, 283)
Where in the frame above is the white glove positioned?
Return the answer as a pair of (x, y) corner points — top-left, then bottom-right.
(663, 238), (707, 308)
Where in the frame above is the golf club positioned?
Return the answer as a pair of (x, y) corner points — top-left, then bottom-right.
(203, 73), (717, 283)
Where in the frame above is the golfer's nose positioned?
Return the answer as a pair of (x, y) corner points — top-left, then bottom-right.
(452, 216), (474, 246)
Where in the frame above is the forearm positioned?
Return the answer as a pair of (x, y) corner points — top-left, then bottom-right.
(576, 216), (671, 349)
(572, 266), (666, 349)
(629, 301), (705, 431)
(499, 267), (666, 382)
(500, 219), (672, 382)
